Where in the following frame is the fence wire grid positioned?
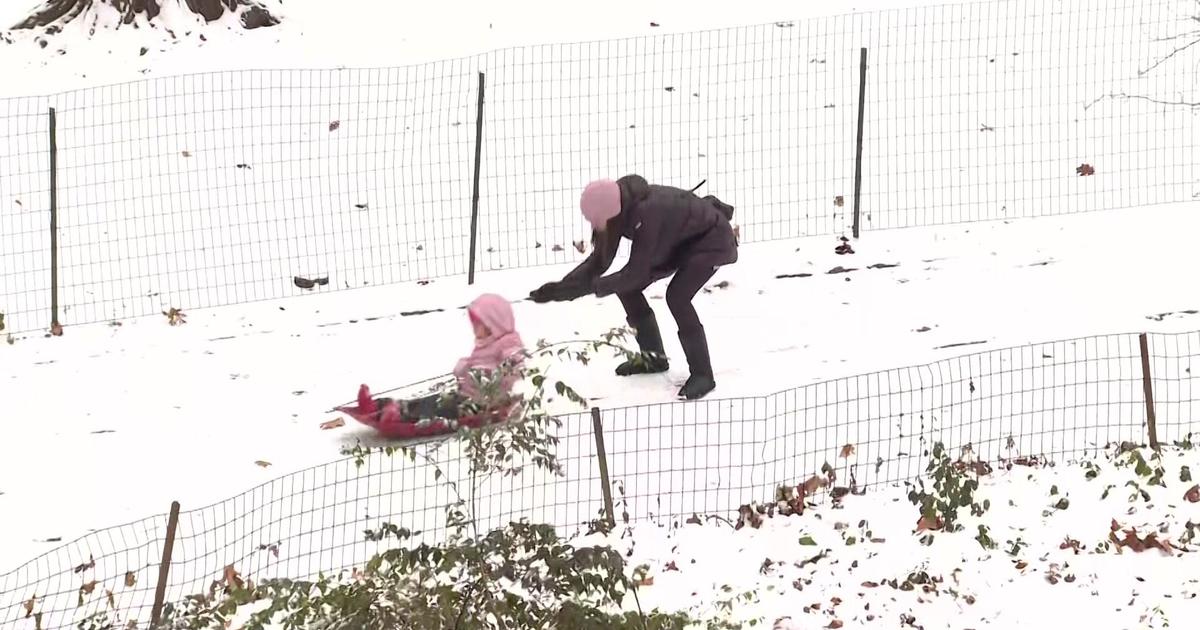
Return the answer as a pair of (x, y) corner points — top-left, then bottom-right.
(2, 0), (1198, 334)
(1, 328), (1196, 629)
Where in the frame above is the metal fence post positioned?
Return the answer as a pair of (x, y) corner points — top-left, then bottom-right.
(1138, 333), (1161, 451)
(48, 107), (60, 332)
(851, 47), (868, 239)
(590, 407), (616, 526)
(467, 71), (486, 285)
(151, 501), (182, 626)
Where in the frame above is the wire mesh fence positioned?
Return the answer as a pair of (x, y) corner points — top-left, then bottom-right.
(2, 0), (1198, 334)
(2, 328), (1196, 628)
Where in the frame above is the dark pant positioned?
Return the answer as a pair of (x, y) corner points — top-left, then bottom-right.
(618, 263), (717, 338)
(376, 392), (464, 421)
(617, 262), (720, 381)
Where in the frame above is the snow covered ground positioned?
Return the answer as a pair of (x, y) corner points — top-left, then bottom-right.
(0, 0), (971, 98)
(1, 0), (1199, 627)
(3, 0), (1194, 335)
(576, 442), (1200, 629)
(2, 201), (1198, 577)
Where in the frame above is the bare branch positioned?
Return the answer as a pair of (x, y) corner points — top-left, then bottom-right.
(1084, 91), (1200, 111)
(1138, 33), (1200, 76)
(1151, 28), (1200, 43)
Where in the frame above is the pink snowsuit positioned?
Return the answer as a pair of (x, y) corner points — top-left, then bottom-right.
(453, 293), (526, 401)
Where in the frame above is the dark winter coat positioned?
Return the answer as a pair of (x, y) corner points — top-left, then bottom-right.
(561, 174), (739, 297)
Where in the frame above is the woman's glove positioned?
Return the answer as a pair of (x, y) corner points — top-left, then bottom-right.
(529, 279), (592, 303)
(529, 281), (564, 303)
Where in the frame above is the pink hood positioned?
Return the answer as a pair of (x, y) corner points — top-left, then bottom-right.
(453, 293), (526, 400)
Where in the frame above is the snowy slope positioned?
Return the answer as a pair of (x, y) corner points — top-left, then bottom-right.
(0, 0), (1198, 626)
(2, 202), (1199, 575)
(0, 0), (959, 99)
(577, 443), (1200, 629)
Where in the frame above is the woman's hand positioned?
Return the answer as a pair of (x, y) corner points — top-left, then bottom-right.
(528, 281), (564, 303)
(529, 279), (592, 303)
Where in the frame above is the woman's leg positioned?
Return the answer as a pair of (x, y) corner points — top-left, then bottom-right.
(615, 291), (669, 375)
(665, 263), (719, 399)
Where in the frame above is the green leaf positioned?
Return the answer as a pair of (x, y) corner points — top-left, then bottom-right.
(798, 535), (817, 546)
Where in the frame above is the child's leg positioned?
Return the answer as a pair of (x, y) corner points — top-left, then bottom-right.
(433, 392), (466, 420)
(402, 394), (443, 420)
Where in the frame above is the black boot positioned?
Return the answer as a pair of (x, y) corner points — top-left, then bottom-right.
(677, 327), (716, 400)
(616, 313), (670, 376)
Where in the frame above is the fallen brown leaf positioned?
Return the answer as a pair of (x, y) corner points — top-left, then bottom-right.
(181, 150), (192, 157)
(839, 444), (855, 458)
(1184, 484), (1199, 503)
(255, 460), (272, 468)
(862, 581), (879, 588)
(79, 580), (98, 605)
(916, 514), (943, 532)
(329, 120), (341, 132)
(124, 571), (137, 587)
(1060, 537), (1082, 553)
(163, 307), (186, 326)
(23, 595), (35, 617)
(50, 322), (63, 337)
(635, 575), (654, 586)
(223, 565), (245, 591)
(827, 621), (844, 629)
(320, 418), (345, 430)
(1076, 163), (1095, 176)
(802, 474), (829, 495)
(834, 195), (844, 207)
(105, 589), (116, 609)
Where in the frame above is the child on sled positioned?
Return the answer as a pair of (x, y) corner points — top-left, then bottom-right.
(355, 293), (527, 424)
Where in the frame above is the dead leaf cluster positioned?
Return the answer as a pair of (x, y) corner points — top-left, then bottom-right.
(1109, 519), (1177, 555)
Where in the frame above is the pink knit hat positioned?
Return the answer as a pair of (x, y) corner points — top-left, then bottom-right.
(579, 179), (621, 229)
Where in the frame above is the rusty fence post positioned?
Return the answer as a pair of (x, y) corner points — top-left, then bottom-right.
(851, 47), (868, 239)
(590, 407), (616, 526)
(48, 107), (60, 332)
(1138, 333), (1161, 451)
(467, 71), (486, 285)
(151, 501), (181, 626)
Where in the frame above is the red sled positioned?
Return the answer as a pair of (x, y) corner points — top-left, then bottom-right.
(335, 384), (520, 440)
